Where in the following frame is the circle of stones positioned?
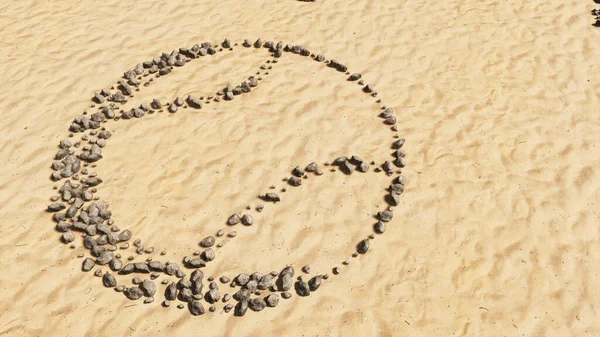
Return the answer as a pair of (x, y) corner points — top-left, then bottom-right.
(47, 38), (407, 317)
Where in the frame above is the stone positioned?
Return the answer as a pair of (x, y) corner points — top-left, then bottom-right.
(200, 236), (215, 247)
(306, 162), (318, 172)
(281, 291), (292, 299)
(377, 210), (393, 222)
(47, 203), (66, 212)
(249, 298), (266, 312)
(370, 219), (386, 234)
(61, 231), (75, 243)
(220, 276), (230, 283)
(178, 288), (194, 302)
(96, 251), (113, 265)
(263, 193), (280, 202)
(234, 301), (249, 316)
(276, 272), (293, 291)
(102, 272), (117, 287)
(186, 95), (203, 109)
(205, 289), (220, 303)
(392, 138), (405, 149)
(227, 214), (241, 225)
(265, 294), (279, 307)
(241, 214), (253, 226)
(339, 160), (354, 175)
(236, 273), (250, 286)
(109, 258), (123, 271)
(258, 274), (274, 290)
(295, 280), (310, 296)
(308, 275), (322, 291)
(288, 177), (302, 186)
(202, 248), (215, 262)
(189, 301), (205, 316)
(233, 288), (251, 302)
(224, 304), (233, 313)
(292, 166), (304, 177)
(165, 282), (177, 300)
(348, 73), (362, 81)
(124, 286), (144, 300)
(363, 84), (374, 93)
(357, 239), (370, 254)
(82, 258), (95, 272)
(140, 279), (156, 297)
(358, 162), (370, 172)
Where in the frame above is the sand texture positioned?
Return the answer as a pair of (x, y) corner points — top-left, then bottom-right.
(0, 0), (599, 336)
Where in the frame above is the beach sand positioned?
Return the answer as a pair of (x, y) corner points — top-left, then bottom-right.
(0, 0), (599, 336)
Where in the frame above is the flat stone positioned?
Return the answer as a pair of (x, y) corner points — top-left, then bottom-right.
(263, 193), (280, 202)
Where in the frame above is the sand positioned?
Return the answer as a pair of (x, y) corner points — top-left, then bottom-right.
(0, 0), (599, 336)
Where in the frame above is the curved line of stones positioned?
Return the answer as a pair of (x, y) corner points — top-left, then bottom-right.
(47, 38), (407, 317)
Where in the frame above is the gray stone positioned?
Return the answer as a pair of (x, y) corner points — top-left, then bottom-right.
(374, 221), (386, 234)
(47, 203), (66, 212)
(241, 214), (253, 226)
(124, 286), (144, 300)
(165, 282), (177, 300)
(258, 274), (273, 290)
(235, 301), (248, 316)
(82, 257), (95, 272)
(249, 298), (266, 312)
(233, 288), (251, 302)
(377, 210), (393, 222)
(200, 236), (215, 247)
(265, 294), (279, 307)
(348, 73), (362, 81)
(61, 231), (75, 243)
(308, 275), (322, 291)
(264, 193), (280, 202)
(205, 289), (220, 303)
(202, 248), (215, 262)
(227, 214), (241, 225)
(236, 273), (250, 286)
(102, 272), (117, 287)
(288, 177), (302, 186)
(140, 279), (156, 297)
(189, 301), (205, 316)
(96, 251), (113, 265)
(357, 239), (370, 254)
(109, 258), (123, 271)
(295, 280), (310, 296)
(392, 138), (405, 149)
